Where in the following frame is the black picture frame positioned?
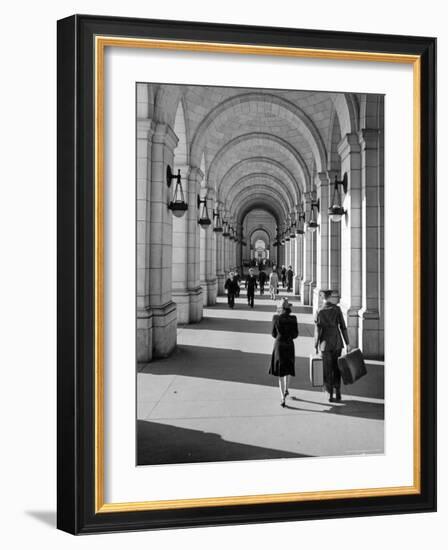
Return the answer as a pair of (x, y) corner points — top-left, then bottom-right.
(57, 14), (436, 534)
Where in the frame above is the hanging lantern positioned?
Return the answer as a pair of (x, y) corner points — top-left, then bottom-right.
(295, 210), (305, 235)
(213, 208), (223, 232)
(197, 194), (211, 229)
(167, 165), (188, 217)
(305, 198), (320, 233)
(328, 173), (348, 222)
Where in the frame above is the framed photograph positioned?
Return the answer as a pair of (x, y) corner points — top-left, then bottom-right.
(57, 14), (436, 534)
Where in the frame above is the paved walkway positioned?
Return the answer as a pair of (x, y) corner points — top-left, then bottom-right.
(137, 290), (384, 465)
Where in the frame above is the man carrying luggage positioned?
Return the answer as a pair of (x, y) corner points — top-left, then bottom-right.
(314, 290), (350, 402)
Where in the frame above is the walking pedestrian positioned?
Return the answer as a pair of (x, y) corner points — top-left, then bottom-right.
(286, 265), (294, 292)
(281, 265), (287, 288)
(269, 297), (299, 407)
(269, 268), (279, 300)
(224, 272), (239, 309)
(234, 269), (241, 297)
(245, 268), (258, 308)
(314, 289), (351, 402)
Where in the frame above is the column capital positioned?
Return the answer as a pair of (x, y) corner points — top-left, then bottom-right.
(137, 117), (156, 140)
(338, 132), (361, 159)
(153, 122), (179, 150)
(187, 165), (204, 184)
(358, 128), (380, 150)
(316, 171), (330, 187)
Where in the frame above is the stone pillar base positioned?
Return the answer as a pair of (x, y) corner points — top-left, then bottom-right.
(359, 309), (384, 360)
(293, 276), (301, 297)
(217, 273), (225, 295)
(188, 286), (203, 323)
(339, 303), (360, 349)
(151, 301), (177, 358)
(309, 282), (316, 308)
(172, 291), (191, 324)
(300, 280), (311, 305)
(312, 287), (323, 315)
(205, 278), (218, 306)
(137, 307), (153, 363)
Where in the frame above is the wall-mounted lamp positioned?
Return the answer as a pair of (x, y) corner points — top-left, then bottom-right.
(295, 210), (306, 235)
(328, 173), (348, 222)
(197, 194), (211, 229)
(167, 165), (188, 217)
(222, 219), (230, 237)
(212, 208), (223, 232)
(305, 197), (320, 233)
(289, 220), (297, 239)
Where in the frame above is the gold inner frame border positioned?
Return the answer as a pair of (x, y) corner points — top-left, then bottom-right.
(94, 35), (421, 514)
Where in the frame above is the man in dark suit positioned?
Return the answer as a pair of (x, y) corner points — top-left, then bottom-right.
(314, 290), (350, 402)
(245, 268), (258, 308)
(286, 265), (294, 292)
(224, 272), (239, 309)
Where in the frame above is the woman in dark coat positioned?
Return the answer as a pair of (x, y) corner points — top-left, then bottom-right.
(269, 298), (299, 406)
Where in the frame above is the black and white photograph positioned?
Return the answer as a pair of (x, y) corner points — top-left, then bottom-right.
(136, 83), (385, 466)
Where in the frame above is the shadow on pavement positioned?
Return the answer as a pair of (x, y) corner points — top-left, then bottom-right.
(137, 419), (311, 465)
(289, 396), (384, 420)
(139, 345), (384, 401)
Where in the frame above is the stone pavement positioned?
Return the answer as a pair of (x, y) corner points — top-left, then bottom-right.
(137, 291), (384, 465)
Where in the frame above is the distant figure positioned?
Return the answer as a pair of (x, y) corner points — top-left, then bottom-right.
(258, 269), (267, 295)
(269, 268), (279, 300)
(269, 298), (299, 407)
(314, 290), (351, 402)
(245, 268), (258, 308)
(281, 265), (287, 288)
(234, 269), (241, 297)
(224, 272), (239, 309)
(286, 265), (294, 292)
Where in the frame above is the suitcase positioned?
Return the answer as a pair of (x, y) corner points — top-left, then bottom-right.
(309, 355), (324, 387)
(337, 348), (367, 385)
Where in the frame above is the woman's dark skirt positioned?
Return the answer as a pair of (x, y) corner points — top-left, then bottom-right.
(269, 339), (296, 377)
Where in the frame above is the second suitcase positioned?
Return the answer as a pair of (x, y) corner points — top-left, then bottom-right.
(309, 355), (324, 387)
(337, 348), (367, 385)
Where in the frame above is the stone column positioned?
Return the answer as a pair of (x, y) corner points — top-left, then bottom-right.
(171, 162), (191, 324)
(358, 128), (384, 358)
(293, 234), (302, 296)
(338, 133), (362, 348)
(200, 187), (217, 306)
(149, 123), (178, 357)
(285, 239), (291, 269)
(186, 167), (204, 322)
(328, 219), (341, 292)
(215, 201), (225, 295)
(326, 170), (342, 296)
(300, 195), (313, 305)
(312, 172), (330, 314)
(136, 117), (155, 363)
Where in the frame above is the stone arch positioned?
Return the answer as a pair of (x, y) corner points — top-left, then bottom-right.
(331, 93), (359, 136)
(221, 157), (302, 202)
(359, 94), (384, 129)
(209, 132), (310, 195)
(154, 85), (183, 126)
(235, 196), (286, 227)
(190, 92), (327, 171)
(173, 99), (188, 165)
(230, 187), (289, 224)
(327, 108), (342, 172)
(226, 174), (296, 213)
(249, 227), (273, 245)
